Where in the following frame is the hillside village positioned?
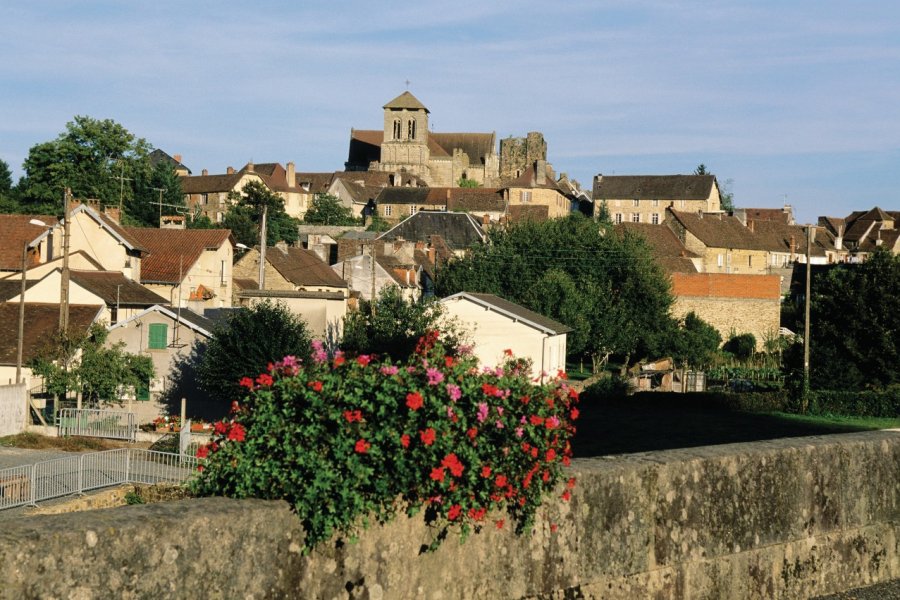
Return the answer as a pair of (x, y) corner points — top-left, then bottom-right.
(0, 90), (898, 424)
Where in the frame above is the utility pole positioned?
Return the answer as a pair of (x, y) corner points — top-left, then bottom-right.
(60, 188), (72, 333)
(152, 188), (167, 225)
(116, 161), (132, 215)
(370, 242), (377, 315)
(258, 203), (268, 291)
(802, 224), (816, 411)
(16, 243), (28, 384)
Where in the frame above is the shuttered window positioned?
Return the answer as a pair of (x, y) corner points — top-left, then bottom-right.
(148, 323), (168, 349)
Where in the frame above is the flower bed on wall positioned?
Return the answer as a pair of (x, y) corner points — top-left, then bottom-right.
(191, 332), (579, 550)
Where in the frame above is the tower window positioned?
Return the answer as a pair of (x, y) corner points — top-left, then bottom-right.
(393, 119), (401, 140)
(408, 119), (416, 140)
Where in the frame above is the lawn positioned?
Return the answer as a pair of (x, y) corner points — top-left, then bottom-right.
(0, 432), (139, 452)
(571, 396), (899, 457)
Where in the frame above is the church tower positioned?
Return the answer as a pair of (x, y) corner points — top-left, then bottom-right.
(379, 91), (432, 184)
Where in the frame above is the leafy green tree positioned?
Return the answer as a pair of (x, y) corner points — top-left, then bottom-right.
(341, 286), (460, 361)
(457, 176), (480, 188)
(436, 214), (676, 369)
(670, 312), (722, 368)
(0, 159), (20, 213)
(126, 161), (186, 227)
(694, 164), (734, 212)
(30, 324), (154, 404)
(694, 164), (709, 176)
(226, 180), (300, 247)
(595, 199), (611, 223)
(366, 213), (392, 232)
(186, 213), (218, 229)
(723, 332), (756, 361)
(197, 301), (313, 404)
(303, 194), (359, 226)
(18, 116), (152, 215)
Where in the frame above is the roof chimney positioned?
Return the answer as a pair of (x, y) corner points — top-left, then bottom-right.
(227, 166), (234, 174)
(835, 224), (844, 251)
(247, 162), (255, 173)
(535, 160), (547, 185)
(790, 235), (796, 261)
(174, 154), (182, 164)
(202, 169), (209, 176)
(748, 220), (755, 232)
(286, 161), (295, 186)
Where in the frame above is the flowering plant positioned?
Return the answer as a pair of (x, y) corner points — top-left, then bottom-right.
(191, 332), (578, 549)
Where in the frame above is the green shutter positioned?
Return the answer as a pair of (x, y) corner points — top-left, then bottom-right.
(136, 381), (150, 402)
(148, 323), (168, 349)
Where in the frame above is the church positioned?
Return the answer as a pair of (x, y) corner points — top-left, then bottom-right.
(345, 91), (510, 188)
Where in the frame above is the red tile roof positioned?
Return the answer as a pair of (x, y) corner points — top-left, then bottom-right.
(671, 273), (781, 299)
(124, 228), (232, 284)
(0, 303), (102, 365)
(0, 214), (58, 270)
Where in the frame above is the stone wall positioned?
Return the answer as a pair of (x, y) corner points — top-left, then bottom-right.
(673, 295), (780, 350)
(1, 432), (898, 599)
(0, 383), (26, 437)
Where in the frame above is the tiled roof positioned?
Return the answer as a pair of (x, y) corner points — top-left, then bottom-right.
(69, 270), (170, 306)
(296, 172), (337, 194)
(84, 207), (148, 253)
(238, 289), (346, 301)
(507, 205), (550, 223)
(265, 245), (348, 288)
(0, 303), (102, 365)
(615, 223), (700, 274)
(108, 304), (214, 338)
(593, 175), (716, 200)
(0, 279), (38, 302)
(378, 212), (486, 250)
(743, 207), (793, 225)
(503, 162), (562, 191)
(667, 210), (761, 250)
(0, 214), (58, 270)
(180, 172), (246, 194)
(331, 171), (392, 187)
(430, 133), (495, 161)
(751, 221), (833, 256)
(347, 131), (383, 169)
(124, 228), (232, 284)
(383, 91), (429, 112)
(671, 273), (781, 300)
(442, 292), (573, 335)
(149, 149), (191, 175)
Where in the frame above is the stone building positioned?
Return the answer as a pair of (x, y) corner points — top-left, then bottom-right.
(593, 174), (721, 225)
(499, 132), (547, 181)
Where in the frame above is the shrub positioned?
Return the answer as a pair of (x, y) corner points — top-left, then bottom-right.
(580, 375), (632, 402)
(807, 387), (900, 418)
(722, 333), (757, 362)
(191, 332), (579, 550)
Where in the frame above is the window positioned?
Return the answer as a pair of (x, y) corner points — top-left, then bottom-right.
(201, 193), (208, 205)
(614, 213), (623, 224)
(631, 213), (640, 223)
(748, 255), (752, 267)
(148, 323), (168, 350)
(651, 213), (659, 225)
(393, 119), (401, 140)
(652, 199), (659, 207)
(633, 198), (640, 207)
(717, 254), (724, 268)
(408, 119), (416, 140)
(410, 206), (418, 215)
(384, 205), (393, 217)
(521, 190), (532, 203)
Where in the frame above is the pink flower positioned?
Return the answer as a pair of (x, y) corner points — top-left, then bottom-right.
(446, 406), (455, 419)
(380, 365), (399, 376)
(545, 415), (560, 430)
(476, 403), (489, 423)
(357, 355), (372, 366)
(515, 427), (524, 438)
(495, 419), (504, 429)
(426, 367), (444, 385)
(446, 383), (461, 402)
(281, 355), (299, 368)
(311, 340), (328, 364)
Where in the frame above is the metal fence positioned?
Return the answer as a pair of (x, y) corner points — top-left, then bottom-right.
(0, 449), (199, 511)
(57, 408), (136, 441)
(179, 419), (192, 458)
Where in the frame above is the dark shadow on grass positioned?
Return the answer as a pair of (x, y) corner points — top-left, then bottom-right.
(572, 395), (880, 458)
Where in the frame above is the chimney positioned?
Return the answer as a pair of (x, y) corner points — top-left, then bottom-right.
(415, 240), (425, 250)
(835, 224), (844, 251)
(286, 161), (295, 186)
(105, 206), (121, 224)
(535, 160), (547, 185)
(226, 166), (234, 174)
(748, 220), (755, 232)
(275, 240), (289, 254)
(428, 246), (436, 264)
(174, 154), (182, 164)
(247, 162), (255, 173)
(482, 214), (490, 226)
(790, 235), (796, 261)
(202, 168), (209, 176)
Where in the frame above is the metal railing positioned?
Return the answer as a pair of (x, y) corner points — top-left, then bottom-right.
(179, 419), (192, 458)
(57, 408), (136, 441)
(0, 449), (199, 511)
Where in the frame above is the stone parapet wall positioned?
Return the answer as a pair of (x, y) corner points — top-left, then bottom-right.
(1, 432), (897, 599)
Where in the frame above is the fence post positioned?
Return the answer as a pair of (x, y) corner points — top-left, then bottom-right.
(125, 448), (131, 483)
(77, 454), (84, 495)
(29, 463), (36, 506)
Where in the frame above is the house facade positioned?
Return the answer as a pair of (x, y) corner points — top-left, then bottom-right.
(593, 175), (721, 225)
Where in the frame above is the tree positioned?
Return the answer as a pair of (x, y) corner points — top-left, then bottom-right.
(226, 180), (300, 247)
(30, 324), (154, 405)
(127, 161), (186, 227)
(723, 332), (756, 361)
(303, 194), (359, 226)
(0, 159), (20, 213)
(670, 312), (722, 368)
(694, 163), (734, 212)
(197, 301), (313, 404)
(18, 116), (152, 215)
(435, 214), (676, 370)
(340, 286), (460, 361)
(458, 176), (480, 188)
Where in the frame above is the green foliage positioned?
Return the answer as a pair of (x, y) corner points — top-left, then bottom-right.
(806, 387), (900, 418)
(186, 213), (218, 230)
(595, 199), (611, 224)
(303, 194), (359, 226)
(694, 164), (733, 212)
(191, 332), (579, 550)
(197, 301), (312, 405)
(457, 176), (480, 188)
(29, 324), (155, 403)
(225, 180), (300, 247)
(126, 161), (185, 227)
(581, 374), (633, 400)
(124, 490), (145, 505)
(341, 287), (460, 361)
(722, 333), (756, 361)
(0, 159), (11, 195)
(365, 213), (392, 232)
(694, 164), (709, 176)
(435, 214), (675, 368)
(17, 116), (152, 215)
(669, 312), (722, 368)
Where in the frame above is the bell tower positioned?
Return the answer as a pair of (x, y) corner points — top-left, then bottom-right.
(380, 91), (431, 182)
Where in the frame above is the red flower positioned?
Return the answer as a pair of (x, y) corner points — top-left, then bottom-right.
(481, 383), (498, 396)
(309, 380), (323, 392)
(468, 507), (487, 521)
(568, 387), (579, 400)
(238, 377), (254, 390)
(495, 519), (505, 529)
(227, 423), (246, 442)
(494, 474), (508, 488)
(566, 477), (577, 489)
(562, 455), (571, 467)
(444, 356), (455, 368)
(561, 490), (571, 502)
(230, 400), (240, 413)
(430, 466), (446, 482)
(255, 373), (273, 387)
(196, 445), (209, 459)
(503, 348), (513, 357)
(480, 465), (492, 478)
(333, 355), (346, 367)
(447, 504), (461, 521)
(570, 407), (580, 420)
(531, 447), (538, 458)
(545, 448), (557, 462)
(550, 523), (559, 533)
(520, 395), (530, 405)
(343, 410), (362, 423)
(357, 355), (371, 366)
(406, 391), (424, 411)
(529, 415), (545, 426)
(441, 453), (464, 477)
(400, 434), (410, 448)
(420, 428), (436, 446)
(541, 470), (550, 482)
(466, 427), (478, 441)
(354, 439), (370, 454)
(214, 421), (227, 435)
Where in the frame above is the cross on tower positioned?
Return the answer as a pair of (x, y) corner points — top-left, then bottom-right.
(405, 79), (411, 89)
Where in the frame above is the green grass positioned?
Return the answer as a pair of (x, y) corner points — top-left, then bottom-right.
(572, 397), (899, 458)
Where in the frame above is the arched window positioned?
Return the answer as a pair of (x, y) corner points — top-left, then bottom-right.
(408, 119), (416, 140)
(393, 119), (401, 140)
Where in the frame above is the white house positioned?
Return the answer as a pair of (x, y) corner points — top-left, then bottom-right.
(438, 292), (571, 381)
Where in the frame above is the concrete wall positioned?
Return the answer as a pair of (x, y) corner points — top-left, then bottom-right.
(1, 432), (898, 599)
(0, 383), (26, 436)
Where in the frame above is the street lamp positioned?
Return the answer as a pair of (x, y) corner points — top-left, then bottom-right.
(16, 219), (48, 384)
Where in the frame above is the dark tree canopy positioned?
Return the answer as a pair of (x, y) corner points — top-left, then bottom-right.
(303, 194), (359, 226)
(197, 301), (313, 404)
(435, 214), (676, 367)
(226, 180), (300, 247)
(127, 161), (186, 227)
(669, 312), (722, 368)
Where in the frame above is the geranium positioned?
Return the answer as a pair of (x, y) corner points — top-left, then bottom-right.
(480, 465), (492, 478)
(357, 355), (372, 366)
(308, 380), (323, 392)
(196, 445), (209, 459)
(255, 373), (273, 387)
(343, 410), (363, 423)
(311, 339), (328, 364)
(400, 434), (410, 448)
(430, 467), (445, 482)
(214, 421), (227, 435)
(354, 439), (370, 454)
(476, 403), (489, 423)
(440, 453), (464, 477)
(420, 428), (436, 446)
(380, 365), (399, 376)
(447, 504), (462, 521)
(426, 367), (444, 385)
(446, 383), (461, 401)
(227, 423), (246, 442)
(406, 391), (424, 411)
(239, 377), (254, 390)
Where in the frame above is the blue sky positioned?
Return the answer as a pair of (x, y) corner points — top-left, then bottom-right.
(2, 1), (899, 223)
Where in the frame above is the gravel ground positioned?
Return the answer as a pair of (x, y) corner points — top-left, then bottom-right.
(0, 447), (75, 469)
(812, 579), (900, 599)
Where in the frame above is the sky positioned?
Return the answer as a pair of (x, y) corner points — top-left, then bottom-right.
(2, 1), (900, 224)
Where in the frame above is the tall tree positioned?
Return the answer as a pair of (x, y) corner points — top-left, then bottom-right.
(18, 116), (152, 215)
(227, 180), (300, 247)
(0, 159), (19, 213)
(694, 164), (734, 212)
(127, 161), (186, 227)
(303, 194), (359, 226)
